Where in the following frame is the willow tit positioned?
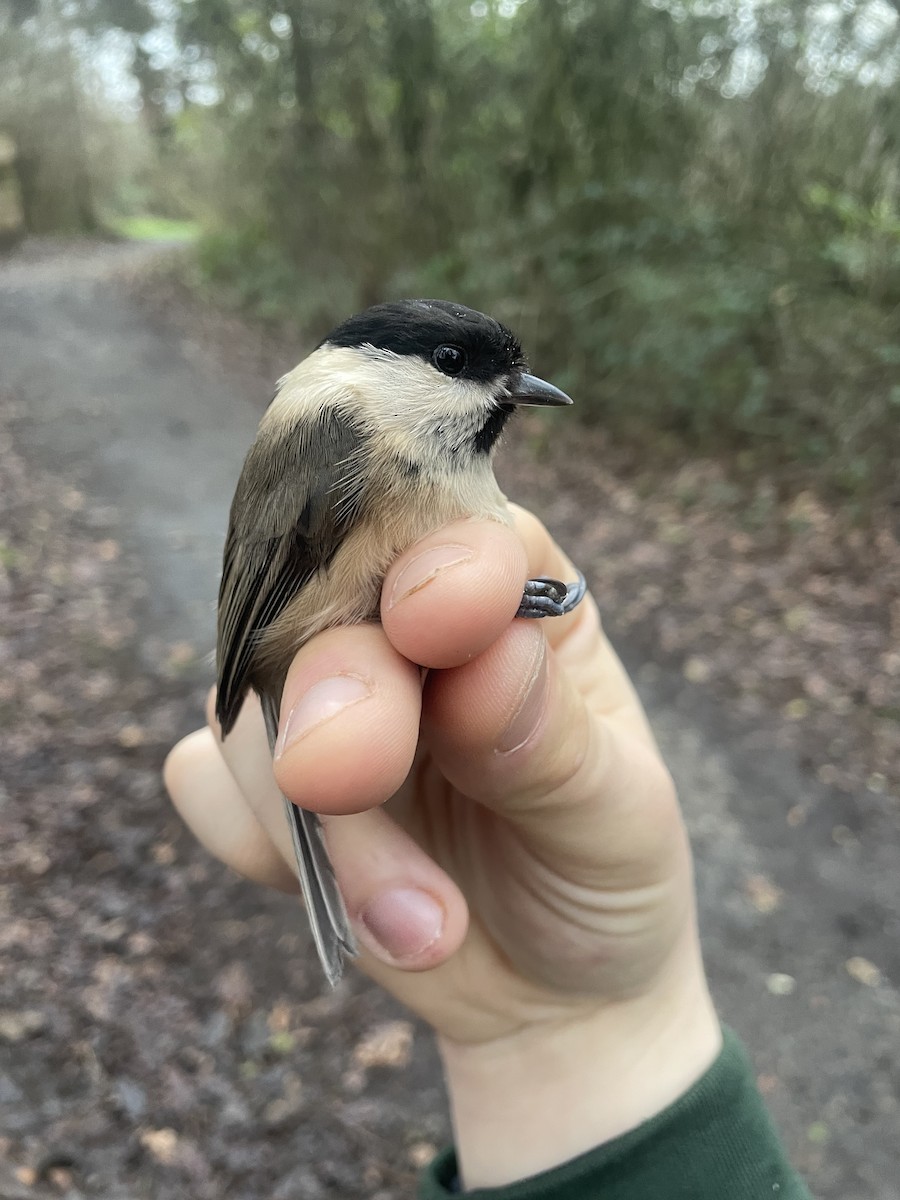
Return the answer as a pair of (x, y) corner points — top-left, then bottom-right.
(216, 299), (586, 986)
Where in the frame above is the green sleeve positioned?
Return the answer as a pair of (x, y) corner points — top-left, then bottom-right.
(419, 1028), (812, 1200)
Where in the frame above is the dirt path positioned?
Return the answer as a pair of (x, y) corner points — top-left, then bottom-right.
(1, 239), (897, 1199)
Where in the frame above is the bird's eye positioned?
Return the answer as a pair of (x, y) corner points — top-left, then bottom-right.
(432, 344), (466, 377)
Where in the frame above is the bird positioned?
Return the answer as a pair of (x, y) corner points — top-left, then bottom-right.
(215, 298), (585, 987)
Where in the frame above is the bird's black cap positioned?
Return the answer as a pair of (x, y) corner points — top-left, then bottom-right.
(322, 299), (526, 385)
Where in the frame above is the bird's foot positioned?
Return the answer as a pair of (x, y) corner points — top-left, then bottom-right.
(517, 572), (587, 619)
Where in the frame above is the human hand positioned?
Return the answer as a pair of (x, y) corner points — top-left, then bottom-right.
(164, 506), (721, 1187)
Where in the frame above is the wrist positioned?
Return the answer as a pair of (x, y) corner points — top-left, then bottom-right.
(436, 947), (721, 1190)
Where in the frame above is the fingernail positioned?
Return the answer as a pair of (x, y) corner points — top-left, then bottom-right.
(496, 640), (548, 755)
(276, 675), (372, 755)
(388, 544), (473, 608)
(359, 887), (445, 962)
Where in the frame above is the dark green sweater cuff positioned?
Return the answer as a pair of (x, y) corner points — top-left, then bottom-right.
(419, 1028), (811, 1200)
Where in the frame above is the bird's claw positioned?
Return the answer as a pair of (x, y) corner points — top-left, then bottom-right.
(517, 572), (587, 619)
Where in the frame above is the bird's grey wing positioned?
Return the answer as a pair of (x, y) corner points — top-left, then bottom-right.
(216, 404), (363, 988)
(215, 404), (365, 736)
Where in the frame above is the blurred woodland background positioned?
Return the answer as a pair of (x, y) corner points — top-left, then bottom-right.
(2, 0), (899, 500)
(2, 8), (900, 1196)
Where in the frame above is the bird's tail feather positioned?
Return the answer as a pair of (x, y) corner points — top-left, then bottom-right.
(260, 694), (357, 987)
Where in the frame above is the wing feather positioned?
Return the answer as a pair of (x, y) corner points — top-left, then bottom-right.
(215, 405), (365, 735)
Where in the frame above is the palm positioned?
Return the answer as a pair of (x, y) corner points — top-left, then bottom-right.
(377, 682), (691, 1045)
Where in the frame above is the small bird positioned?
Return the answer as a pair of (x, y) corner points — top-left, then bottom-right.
(216, 299), (585, 986)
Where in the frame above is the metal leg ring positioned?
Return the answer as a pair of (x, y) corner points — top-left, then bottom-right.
(516, 571), (587, 619)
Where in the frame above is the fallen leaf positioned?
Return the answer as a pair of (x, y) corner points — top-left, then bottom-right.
(831, 825), (856, 847)
(745, 874), (782, 914)
(408, 1142), (437, 1168)
(783, 698), (809, 720)
(683, 656), (712, 684)
(139, 1128), (179, 1165)
(27, 850), (51, 876)
(117, 723), (146, 748)
(784, 605), (809, 632)
(803, 673), (831, 701)
(807, 1121), (830, 1145)
(0, 1009), (47, 1042)
(166, 641), (196, 669)
(216, 961), (253, 1015)
(766, 973), (796, 996)
(127, 932), (156, 956)
(267, 1001), (292, 1034)
(352, 1020), (414, 1070)
(268, 1031), (296, 1056)
(845, 956), (881, 987)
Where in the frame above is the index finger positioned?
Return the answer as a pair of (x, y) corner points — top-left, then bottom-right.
(381, 506), (653, 745)
(380, 516), (527, 669)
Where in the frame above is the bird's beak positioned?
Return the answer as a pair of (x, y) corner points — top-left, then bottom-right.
(505, 372), (572, 407)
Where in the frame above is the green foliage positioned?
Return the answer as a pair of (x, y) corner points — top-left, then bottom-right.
(6, 0), (898, 501)
(108, 215), (199, 242)
(0, 0), (163, 232)
(153, 0), (900, 499)
(407, 190), (899, 497)
(807, 184), (900, 302)
(193, 225), (360, 328)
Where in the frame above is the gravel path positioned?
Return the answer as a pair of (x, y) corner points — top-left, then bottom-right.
(1, 239), (897, 1199)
